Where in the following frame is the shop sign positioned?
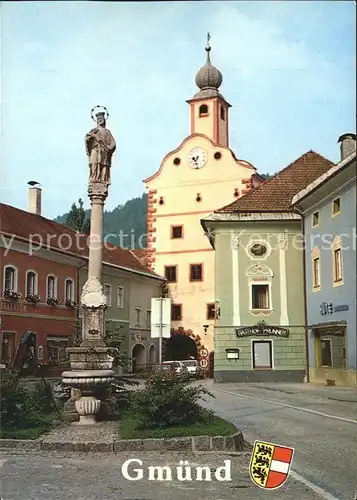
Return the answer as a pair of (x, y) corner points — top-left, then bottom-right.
(235, 321), (289, 338)
(334, 305), (349, 313)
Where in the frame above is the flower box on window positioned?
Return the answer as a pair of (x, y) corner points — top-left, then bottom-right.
(47, 297), (60, 307)
(3, 289), (22, 300)
(65, 299), (77, 308)
(26, 294), (41, 303)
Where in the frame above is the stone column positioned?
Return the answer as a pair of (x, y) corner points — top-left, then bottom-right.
(62, 107), (117, 424)
(87, 183), (107, 279)
(80, 182), (108, 347)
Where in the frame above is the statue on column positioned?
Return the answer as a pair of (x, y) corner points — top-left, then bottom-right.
(85, 106), (116, 185)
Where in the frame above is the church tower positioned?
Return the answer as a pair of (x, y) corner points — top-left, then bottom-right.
(187, 35), (231, 147)
(144, 36), (262, 372)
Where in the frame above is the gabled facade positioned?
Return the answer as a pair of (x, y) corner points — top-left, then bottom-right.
(0, 198), (83, 369)
(292, 134), (356, 387)
(202, 151), (335, 382)
(143, 39), (263, 369)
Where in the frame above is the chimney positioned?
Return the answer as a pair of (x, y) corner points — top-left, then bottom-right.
(27, 182), (42, 215)
(337, 133), (356, 161)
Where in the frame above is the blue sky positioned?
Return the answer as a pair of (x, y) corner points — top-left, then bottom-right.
(1, 1), (355, 219)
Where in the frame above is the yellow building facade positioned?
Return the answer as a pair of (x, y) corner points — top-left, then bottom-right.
(144, 40), (263, 368)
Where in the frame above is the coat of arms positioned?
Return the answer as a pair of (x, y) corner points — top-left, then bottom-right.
(249, 440), (294, 489)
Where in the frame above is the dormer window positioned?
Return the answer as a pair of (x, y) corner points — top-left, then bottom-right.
(199, 104), (208, 117)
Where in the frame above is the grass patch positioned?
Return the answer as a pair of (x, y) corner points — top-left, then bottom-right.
(0, 412), (58, 440)
(118, 411), (236, 439)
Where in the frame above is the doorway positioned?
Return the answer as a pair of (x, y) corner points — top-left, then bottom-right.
(148, 344), (156, 365)
(1, 332), (15, 366)
(131, 343), (146, 372)
(164, 335), (198, 361)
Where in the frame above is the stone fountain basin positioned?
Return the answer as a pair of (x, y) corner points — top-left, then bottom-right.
(61, 370), (115, 389)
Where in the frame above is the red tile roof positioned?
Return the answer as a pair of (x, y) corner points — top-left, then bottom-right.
(216, 151), (335, 213)
(0, 203), (163, 280)
(131, 249), (148, 266)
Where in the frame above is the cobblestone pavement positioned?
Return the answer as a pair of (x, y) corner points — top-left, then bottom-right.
(0, 450), (324, 500)
(40, 421), (117, 444)
(201, 380), (357, 500)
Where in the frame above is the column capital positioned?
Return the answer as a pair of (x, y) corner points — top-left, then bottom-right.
(278, 233), (288, 250)
(231, 233), (240, 250)
(81, 277), (107, 308)
(88, 181), (108, 202)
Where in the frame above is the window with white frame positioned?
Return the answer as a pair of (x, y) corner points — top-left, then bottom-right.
(251, 284), (270, 309)
(117, 286), (124, 308)
(333, 248), (343, 283)
(26, 271), (37, 296)
(4, 266), (17, 291)
(65, 279), (74, 301)
(47, 275), (57, 299)
(135, 307), (141, 325)
(332, 197), (341, 216)
(312, 258), (320, 288)
(312, 211), (319, 227)
(104, 284), (112, 306)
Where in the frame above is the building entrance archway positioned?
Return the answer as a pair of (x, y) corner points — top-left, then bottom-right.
(132, 343), (146, 372)
(162, 327), (211, 375)
(164, 335), (197, 361)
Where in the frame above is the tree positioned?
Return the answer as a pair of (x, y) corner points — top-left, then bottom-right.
(64, 198), (90, 234)
(260, 172), (275, 181)
(55, 194), (147, 247)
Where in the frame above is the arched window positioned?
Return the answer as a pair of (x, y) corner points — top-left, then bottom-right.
(26, 271), (37, 296)
(65, 279), (74, 301)
(4, 266), (16, 291)
(220, 105), (225, 121)
(199, 104), (208, 116)
(47, 275), (56, 299)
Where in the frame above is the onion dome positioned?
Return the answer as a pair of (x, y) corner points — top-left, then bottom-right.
(193, 33), (224, 99)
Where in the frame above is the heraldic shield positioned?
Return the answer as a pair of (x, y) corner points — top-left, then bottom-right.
(249, 440), (294, 489)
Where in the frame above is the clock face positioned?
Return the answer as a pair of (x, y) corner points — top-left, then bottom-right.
(188, 147), (207, 169)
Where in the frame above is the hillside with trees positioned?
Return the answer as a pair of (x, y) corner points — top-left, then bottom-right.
(55, 173), (274, 249)
(55, 193), (148, 249)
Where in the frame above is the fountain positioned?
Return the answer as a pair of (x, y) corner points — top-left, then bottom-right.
(62, 106), (117, 424)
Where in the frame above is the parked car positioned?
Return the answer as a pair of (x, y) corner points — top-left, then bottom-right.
(154, 361), (187, 375)
(181, 359), (198, 377)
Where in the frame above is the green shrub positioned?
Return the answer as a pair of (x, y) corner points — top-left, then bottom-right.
(130, 371), (214, 428)
(32, 379), (57, 413)
(0, 370), (59, 433)
(0, 371), (26, 428)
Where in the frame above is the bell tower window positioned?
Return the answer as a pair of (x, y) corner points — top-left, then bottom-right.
(199, 104), (208, 117)
(220, 106), (225, 121)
